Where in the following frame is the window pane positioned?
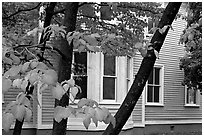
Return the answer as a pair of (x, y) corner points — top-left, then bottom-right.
(127, 56), (131, 79)
(104, 55), (115, 76)
(154, 86), (160, 102)
(187, 87), (196, 104)
(148, 70), (153, 84)
(73, 76), (87, 99)
(147, 86), (153, 102)
(74, 52), (87, 75)
(155, 68), (160, 85)
(103, 77), (115, 100)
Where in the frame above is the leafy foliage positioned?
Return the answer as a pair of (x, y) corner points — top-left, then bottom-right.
(179, 2), (202, 91)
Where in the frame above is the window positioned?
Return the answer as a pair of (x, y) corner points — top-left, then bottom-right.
(146, 65), (164, 105)
(185, 86), (200, 106)
(102, 54), (117, 100)
(72, 52), (87, 99)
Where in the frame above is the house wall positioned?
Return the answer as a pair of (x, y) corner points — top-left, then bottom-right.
(132, 7), (202, 125)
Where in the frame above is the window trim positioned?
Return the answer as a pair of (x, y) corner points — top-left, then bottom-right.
(145, 64), (164, 106)
(100, 54), (118, 103)
(184, 86), (200, 107)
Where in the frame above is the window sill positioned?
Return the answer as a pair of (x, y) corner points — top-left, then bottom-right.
(184, 104), (200, 107)
(145, 103), (164, 107)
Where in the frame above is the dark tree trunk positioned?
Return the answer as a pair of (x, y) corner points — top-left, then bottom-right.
(102, 2), (182, 135)
(52, 2), (79, 135)
(13, 3), (56, 135)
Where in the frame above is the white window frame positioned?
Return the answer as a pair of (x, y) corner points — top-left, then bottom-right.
(184, 86), (200, 107)
(100, 54), (118, 103)
(145, 64), (164, 106)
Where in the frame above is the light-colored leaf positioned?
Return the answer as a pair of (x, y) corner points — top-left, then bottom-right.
(77, 98), (89, 108)
(83, 115), (91, 129)
(2, 113), (15, 132)
(83, 35), (98, 46)
(12, 105), (26, 122)
(95, 107), (105, 122)
(79, 39), (87, 45)
(54, 106), (72, 123)
(4, 101), (17, 113)
(3, 56), (13, 65)
(24, 107), (32, 122)
(21, 79), (29, 92)
(67, 79), (75, 87)
(70, 87), (79, 99)
(10, 54), (20, 65)
(2, 78), (12, 94)
(90, 33), (100, 38)
(16, 92), (26, 105)
(30, 60), (39, 69)
(51, 83), (66, 100)
(78, 45), (86, 53)
(36, 62), (48, 70)
(41, 69), (58, 85)
(21, 62), (30, 73)
(4, 65), (21, 77)
(12, 78), (23, 88)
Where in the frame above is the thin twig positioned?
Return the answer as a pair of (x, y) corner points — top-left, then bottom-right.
(3, 3), (42, 20)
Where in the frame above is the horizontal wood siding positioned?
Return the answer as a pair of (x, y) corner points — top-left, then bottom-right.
(132, 55), (143, 124)
(144, 8), (202, 121)
(41, 87), (54, 125)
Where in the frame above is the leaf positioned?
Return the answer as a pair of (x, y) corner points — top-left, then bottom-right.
(83, 115), (91, 129)
(83, 35), (98, 46)
(30, 60), (39, 69)
(51, 83), (66, 100)
(77, 98), (89, 108)
(16, 92), (26, 105)
(95, 107), (105, 122)
(54, 106), (72, 123)
(2, 78), (12, 94)
(78, 45), (86, 53)
(92, 116), (98, 127)
(27, 27), (39, 36)
(109, 114), (116, 128)
(41, 69), (58, 85)
(12, 78), (23, 88)
(12, 105), (26, 122)
(3, 56), (13, 65)
(135, 42), (143, 50)
(20, 80), (29, 92)
(79, 38), (87, 45)
(28, 71), (39, 84)
(70, 87), (79, 99)
(21, 62), (30, 73)
(10, 54), (20, 65)
(2, 113), (15, 132)
(24, 107), (32, 122)
(154, 49), (159, 59)
(4, 101), (17, 113)
(67, 79), (75, 87)
(90, 33), (101, 38)
(86, 44), (96, 52)
(4, 65), (21, 78)
(36, 62), (48, 70)
(22, 97), (31, 109)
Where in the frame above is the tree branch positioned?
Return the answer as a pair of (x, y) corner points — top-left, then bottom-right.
(3, 2), (42, 20)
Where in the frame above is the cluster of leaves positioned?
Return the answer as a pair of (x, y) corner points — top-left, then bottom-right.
(179, 2), (202, 91)
(54, 98), (115, 129)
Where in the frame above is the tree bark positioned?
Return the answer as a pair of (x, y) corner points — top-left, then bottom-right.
(102, 2), (182, 135)
(52, 2), (79, 135)
(13, 3), (56, 135)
